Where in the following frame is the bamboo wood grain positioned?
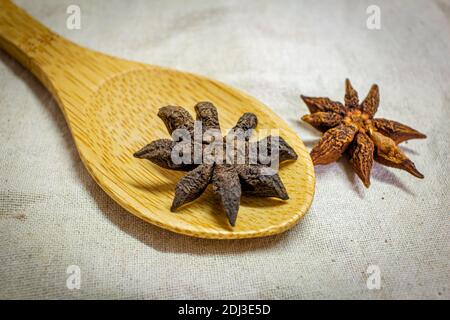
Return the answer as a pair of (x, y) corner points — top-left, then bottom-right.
(0, 0), (315, 239)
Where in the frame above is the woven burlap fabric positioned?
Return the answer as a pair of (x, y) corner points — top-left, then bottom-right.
(0, 0), (449, 299)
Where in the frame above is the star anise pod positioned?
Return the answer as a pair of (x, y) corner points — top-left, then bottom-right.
(134, 102), (298, 226)
(301, 79), (426, 187)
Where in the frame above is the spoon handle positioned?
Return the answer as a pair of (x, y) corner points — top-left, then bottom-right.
(0, 0), (72, 90)
(0, 0), (133, 109)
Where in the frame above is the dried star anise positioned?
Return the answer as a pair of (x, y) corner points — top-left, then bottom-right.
(134, 102), (298, 226)
(301, 79), (426, 187)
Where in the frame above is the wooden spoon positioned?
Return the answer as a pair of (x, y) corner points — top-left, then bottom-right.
(0, 0), (314, 239)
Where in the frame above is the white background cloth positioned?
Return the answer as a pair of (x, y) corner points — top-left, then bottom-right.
(0, 0), (449, 299)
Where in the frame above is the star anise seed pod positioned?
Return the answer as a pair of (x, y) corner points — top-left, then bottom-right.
(301, 79), (426, 187)
(134, 102), (298, 226)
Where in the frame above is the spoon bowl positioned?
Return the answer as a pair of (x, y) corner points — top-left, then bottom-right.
(0, 0), (314, 239)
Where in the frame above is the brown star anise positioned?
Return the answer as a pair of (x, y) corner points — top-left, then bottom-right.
(134, 102), (298, 226)
(301, 79), (426, 187)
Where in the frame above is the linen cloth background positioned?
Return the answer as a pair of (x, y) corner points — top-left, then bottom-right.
(0, 0), (449, 299)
